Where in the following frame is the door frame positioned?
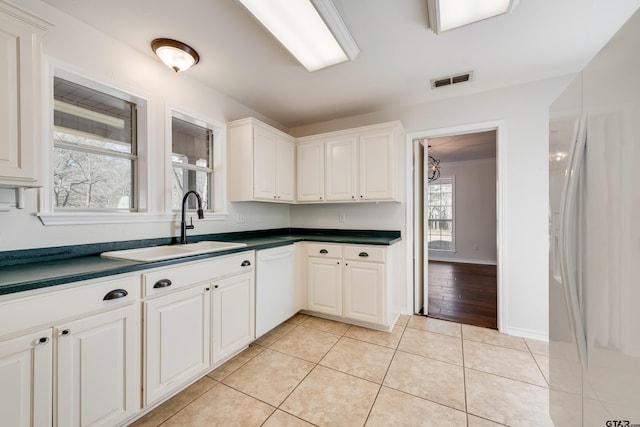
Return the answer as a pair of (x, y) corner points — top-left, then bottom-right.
(404, 120), (507, 332)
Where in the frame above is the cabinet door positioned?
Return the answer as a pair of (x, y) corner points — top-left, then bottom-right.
(0, 329), (52, 427)
(297, 141), (325, 202)
(359, 130), (395, 200)
(0, 6), (47, 186)
(276, 138), (295, 201)
(307, 257), (343, 316)
(212, 272), (255, 364)
(56, 304), (140, 427)
(144, 285), (211, 405)
(253, 127), (277, 200)
(325, 135), (358, 201)
(343, 261), (385, 324)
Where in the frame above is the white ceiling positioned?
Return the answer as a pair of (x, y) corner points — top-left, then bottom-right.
(42, 0), (640, 129)
(428, 131), (496, 163)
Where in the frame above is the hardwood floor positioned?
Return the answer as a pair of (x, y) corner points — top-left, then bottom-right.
(427, 261), (497, 329)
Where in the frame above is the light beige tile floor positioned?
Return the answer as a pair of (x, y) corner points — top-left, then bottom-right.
(129, 314), (552, 427)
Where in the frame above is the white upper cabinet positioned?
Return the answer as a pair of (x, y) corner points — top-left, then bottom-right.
(325, 135), (358, 201)
(0, 3), (51, 187)
(297, 121), (403, 203)
(253, 126), (278, 200)
(296, 140), (325, 202)
(359, 129), (396, 200)
(275, 137), (295, 201)
(228, 117), (295, 203)
(230, 118), (403, 204)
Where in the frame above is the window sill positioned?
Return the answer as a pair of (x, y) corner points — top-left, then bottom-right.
(37, 211), (229, 226)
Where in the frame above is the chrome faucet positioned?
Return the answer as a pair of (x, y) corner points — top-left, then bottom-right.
(180, 190), (204, 244)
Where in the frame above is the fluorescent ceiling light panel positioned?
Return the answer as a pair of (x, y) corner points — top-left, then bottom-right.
(427, 0), (518, 33)
(237, 0), (359, 72)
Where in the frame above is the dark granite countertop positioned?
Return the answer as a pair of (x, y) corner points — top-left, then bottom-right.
(0, 228), (401, 296)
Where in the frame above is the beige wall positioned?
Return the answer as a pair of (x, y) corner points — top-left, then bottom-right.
(428, 158), (497, 264)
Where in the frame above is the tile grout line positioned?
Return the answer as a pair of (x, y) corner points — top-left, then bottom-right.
(263, 318), (349, 426)
(461, 332), (469, 427)
(464, 366), (549, 389)
(151, 379), (220, 427)
(362, 320), (409, 426)
(209, 344), (267, 381)
(525, 341), (551, 387)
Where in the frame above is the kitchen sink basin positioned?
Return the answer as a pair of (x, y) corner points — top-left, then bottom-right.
(100, 241), (247, 262)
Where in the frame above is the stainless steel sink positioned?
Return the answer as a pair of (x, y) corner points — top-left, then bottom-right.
(100, 241), (248, 262)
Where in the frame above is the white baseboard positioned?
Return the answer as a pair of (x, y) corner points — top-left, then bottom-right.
(504, 326), (549, 342)
(428, 256), (497, 265)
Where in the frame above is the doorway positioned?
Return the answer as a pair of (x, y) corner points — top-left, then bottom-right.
(409, 121), (505, 331)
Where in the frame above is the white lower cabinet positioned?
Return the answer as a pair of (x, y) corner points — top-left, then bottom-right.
(56, 305), (140, 427)
(343, 261), (385, 324)
(141, 251), (255, 407)
(307, 257), (342, 316)
(304, 243), (398, 330)
(144, 284), (211, 405)
(0, 329), (52, 427)
(0, 274), (140, 427)
(212, 272), (255, 364)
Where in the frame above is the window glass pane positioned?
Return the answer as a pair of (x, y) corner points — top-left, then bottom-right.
(171, 116), (213, 210)
(427, 178), (454, 251)
(53, 77), (134, 153)
(172, 118), (211, 168)
(53, 147), (133, 209)
(172, 167), (210, 211)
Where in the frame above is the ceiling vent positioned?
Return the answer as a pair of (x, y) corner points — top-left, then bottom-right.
(431, 71), (473, 89)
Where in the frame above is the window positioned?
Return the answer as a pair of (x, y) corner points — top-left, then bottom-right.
(427, 177), (455, 251)
(171, 116), (214, 211)
(53, 77), (137, 210)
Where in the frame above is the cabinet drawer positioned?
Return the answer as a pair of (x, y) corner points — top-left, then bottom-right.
(143, 252), (255, 298)
(307, 243), (342, 258)
(0, 275), (139, 339)
(343, 245), (385, 263)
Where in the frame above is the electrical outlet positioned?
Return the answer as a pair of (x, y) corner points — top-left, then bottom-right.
(236, 214), (245, 224)
(338, 211), (346, 223)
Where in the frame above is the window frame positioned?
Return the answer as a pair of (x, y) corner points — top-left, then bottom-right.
(37, 63), (229, 226)
(166, 108), (228, 218)
(38, 64), (155, 225)
(427, 176), (456, 252)
(52, 77), (139, 212)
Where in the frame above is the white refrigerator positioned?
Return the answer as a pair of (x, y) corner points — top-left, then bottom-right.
(549, 7), (640, 427)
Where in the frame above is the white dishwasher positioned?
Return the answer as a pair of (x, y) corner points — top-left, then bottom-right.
(255, 245), (296, 338)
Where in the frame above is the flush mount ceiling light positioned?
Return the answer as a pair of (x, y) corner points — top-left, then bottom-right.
(151, 38), (200, 72)
(236, 0), (359, 72)
(426, 0), (519, 33)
